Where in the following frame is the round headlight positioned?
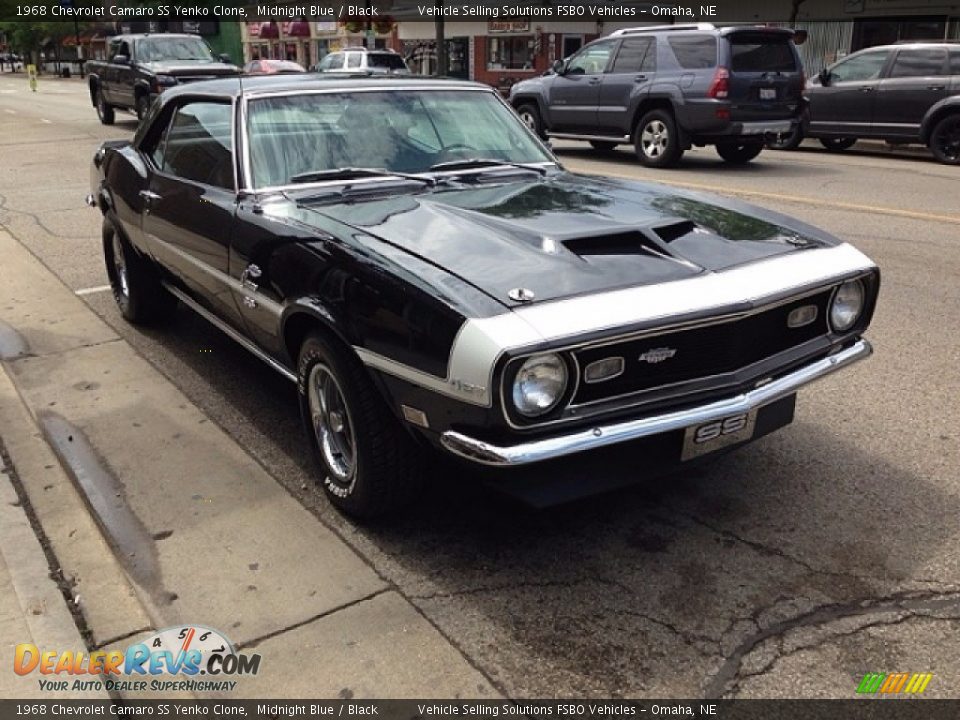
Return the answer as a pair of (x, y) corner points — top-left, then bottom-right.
(830, 279), (865, 332)
(511, 354), (568, 417)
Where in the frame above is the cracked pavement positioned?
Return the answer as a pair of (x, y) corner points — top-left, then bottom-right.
(1, 73), (959, 698)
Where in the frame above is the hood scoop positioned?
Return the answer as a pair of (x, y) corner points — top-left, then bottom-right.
(563, 231), (666, 258)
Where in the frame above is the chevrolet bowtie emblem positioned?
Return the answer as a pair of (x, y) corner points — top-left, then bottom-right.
(638, 348), (677, 364)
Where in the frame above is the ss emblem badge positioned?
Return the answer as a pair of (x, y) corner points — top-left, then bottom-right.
(681, 410), (758, 461)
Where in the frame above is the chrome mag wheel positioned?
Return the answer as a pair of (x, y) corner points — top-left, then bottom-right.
(641, 119), (669, 159)
(307, 363), (357, 491)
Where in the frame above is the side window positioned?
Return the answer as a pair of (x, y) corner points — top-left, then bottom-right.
(889, 48), (947, 78)
(566, 40), (616, 75)
(327, 53), (344, 70)
(611, 38), (654, 74)
(158, 102), (234, 189)
(346, 53), (361, 69)
(829, 51), (890, 82)
(668, 35), (717, 70)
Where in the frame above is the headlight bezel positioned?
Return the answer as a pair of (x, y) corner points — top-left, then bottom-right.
(504, 352), (573, 422)
(829, 278), (866, 333)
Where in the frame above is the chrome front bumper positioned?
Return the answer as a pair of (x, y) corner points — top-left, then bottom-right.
(440, 340), (872, 467)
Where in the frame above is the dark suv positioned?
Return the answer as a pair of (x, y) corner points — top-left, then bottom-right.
(509, 23), (804, 167)
(769, 42), (960, 164)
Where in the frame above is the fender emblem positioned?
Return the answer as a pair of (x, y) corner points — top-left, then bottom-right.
(638, 347), (677, 364)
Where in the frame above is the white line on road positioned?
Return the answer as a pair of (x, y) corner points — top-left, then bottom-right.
(41, 118), (51, 124)
(3, 109), (15, 114)
(75, 285), (111, 296)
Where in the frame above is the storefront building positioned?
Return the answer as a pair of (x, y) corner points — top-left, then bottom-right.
(241, 21), (397, 69)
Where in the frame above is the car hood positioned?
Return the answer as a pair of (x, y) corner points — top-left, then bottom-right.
(287, 172), (835, 307)
(140, 61), (238, 76)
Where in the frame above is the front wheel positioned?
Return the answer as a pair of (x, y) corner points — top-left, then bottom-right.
(820, 137), (857, 152)
(716, 142), (764, 164)
(135, 93), (151, 122)
(298, 333), (423, 519)
(95, 86), (115, 125)
(634, 109), (683, 168)
(928, 114), (960, 165)
(516, 103), (546, 140)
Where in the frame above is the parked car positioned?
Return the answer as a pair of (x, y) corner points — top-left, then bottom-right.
(86, 33), (239, 124)
(509, 23), (805, 167)
(87, 76), (879, 518)
(311, 47), (410, 75)
(243, 59), (305, 75)
(767, 41), (960, 164)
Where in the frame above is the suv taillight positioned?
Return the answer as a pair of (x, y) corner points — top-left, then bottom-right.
(707, 67), (730, 99)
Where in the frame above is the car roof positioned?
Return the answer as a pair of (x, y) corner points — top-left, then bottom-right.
(158, 74), (488, 102)
(857, 41), (960, 52)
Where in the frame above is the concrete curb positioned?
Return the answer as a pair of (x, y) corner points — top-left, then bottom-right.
(0, 227), (500, 699)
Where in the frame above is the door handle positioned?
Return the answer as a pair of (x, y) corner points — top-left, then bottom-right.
(588, 77), (601, 85)
(240, 263), (261, 292)
(927, 85), (946, 91)
(858, 86), (875, 92)
(138, 189), (161, 203)
(634, 74), (648, 83)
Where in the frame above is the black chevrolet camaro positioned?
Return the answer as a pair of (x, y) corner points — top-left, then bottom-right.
(88, 75), (879, 518)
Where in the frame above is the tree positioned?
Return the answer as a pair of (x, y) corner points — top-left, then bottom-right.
(0, 21), (92, 69)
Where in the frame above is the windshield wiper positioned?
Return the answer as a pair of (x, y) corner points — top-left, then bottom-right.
(289, 167), (436, 186)
(427, 158), (548, 176)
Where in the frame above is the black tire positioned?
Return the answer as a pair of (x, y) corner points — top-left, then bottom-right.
(716, 142), (764, 164)
(928, 113), (960, 165)
(516, 103), (546, 140)
(94, 86), (115, 125)
(135, 92), (151, 122)
(634, 109), (683, 168)
(820, 137), (857, 152)
(589, 140), (618, 152)
(298, 333), (423, 520)
(102, 219), (176, 324)
(766, 125), (804, 151)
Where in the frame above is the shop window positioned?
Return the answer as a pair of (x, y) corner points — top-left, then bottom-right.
(487, 36), (532, 70)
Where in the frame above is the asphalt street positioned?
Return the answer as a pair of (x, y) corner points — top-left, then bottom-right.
(1, 72), (959, 699)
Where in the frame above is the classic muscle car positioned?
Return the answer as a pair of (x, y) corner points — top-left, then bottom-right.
(88, 75), (879, 518)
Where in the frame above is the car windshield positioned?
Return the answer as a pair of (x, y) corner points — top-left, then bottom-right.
(138, 37), (215, 63)
(729, 34), (797, 73)
(247, 90), (553, 189)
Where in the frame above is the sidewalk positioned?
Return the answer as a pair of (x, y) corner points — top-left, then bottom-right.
(0, 227), (499, 699)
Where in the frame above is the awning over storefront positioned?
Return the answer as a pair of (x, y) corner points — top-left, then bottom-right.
(259, 22), (280, 39)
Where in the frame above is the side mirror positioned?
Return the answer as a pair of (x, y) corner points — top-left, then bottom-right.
(113, 54), (129, 65)
(551, 59), (565, 75)
(818, 67), (830, 86)
(218, 53), (232, 64)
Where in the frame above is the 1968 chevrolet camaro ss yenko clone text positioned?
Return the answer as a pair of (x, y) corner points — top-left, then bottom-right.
(88, 76), (879, 518)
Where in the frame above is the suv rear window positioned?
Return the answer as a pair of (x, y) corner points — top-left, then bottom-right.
(668, 35), (717, 70)
(368, 53), (406, 70)
(729, 35), (797, 72)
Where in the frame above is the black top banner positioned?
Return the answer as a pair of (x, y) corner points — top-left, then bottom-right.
(2, 700), (960, 720)
(0, 0), (946, 24)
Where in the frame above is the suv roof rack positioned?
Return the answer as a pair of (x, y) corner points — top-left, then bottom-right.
(610, 23), (716, 37)
(341, 46), (399, 53)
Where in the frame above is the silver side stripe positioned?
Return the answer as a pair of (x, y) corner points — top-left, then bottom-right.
(355, 243), (876, 408)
